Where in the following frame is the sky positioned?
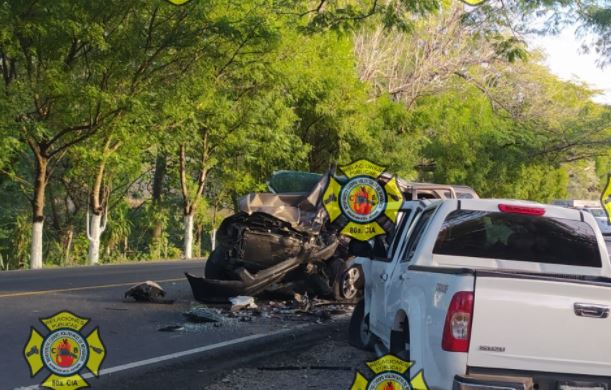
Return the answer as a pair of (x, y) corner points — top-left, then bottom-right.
(526, 28), (611, 105)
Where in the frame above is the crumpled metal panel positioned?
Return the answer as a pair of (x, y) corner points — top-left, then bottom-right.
(238, 174), (330, 233)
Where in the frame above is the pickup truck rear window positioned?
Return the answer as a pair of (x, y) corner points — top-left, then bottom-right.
(433, 210), (602, 267)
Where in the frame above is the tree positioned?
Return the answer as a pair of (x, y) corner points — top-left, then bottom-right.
(470, 0), (610, 65)
(0, 0), (221, 268)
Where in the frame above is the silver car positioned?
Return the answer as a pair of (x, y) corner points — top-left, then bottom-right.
(582, 207), (611, 238)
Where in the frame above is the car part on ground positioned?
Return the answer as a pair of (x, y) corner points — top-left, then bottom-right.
(124, 281), (174, 304)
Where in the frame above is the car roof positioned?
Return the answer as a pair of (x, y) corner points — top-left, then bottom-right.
(440, 198), (586, 222)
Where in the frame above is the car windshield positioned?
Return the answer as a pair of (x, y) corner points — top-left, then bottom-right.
(433, 210), (602, 267)
(268, 171), (323, 194)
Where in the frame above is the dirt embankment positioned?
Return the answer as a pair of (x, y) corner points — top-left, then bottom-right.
(206, 326), (375, 390)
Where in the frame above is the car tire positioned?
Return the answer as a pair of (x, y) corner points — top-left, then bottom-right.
(333, 264), (363, 303)
(349, 299), (375, 350)
(204, 249), (226, 279)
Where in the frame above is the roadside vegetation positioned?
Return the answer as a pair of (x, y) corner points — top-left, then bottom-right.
(0, 0), (609, 269)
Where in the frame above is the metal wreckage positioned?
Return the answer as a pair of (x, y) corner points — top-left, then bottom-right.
(186, 168), (478, 302)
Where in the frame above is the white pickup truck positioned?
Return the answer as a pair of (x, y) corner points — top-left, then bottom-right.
(350, 199), (611, 389)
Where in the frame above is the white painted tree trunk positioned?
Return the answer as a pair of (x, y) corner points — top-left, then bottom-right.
(184, 214), (194, 259)
(87, 211), (107, 265)
(88, 213), (102, 265)
(31, 221), (44, 269)
(210, 228), (217, 251)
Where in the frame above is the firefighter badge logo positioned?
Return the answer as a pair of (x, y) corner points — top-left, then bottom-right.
(602, 174), (611, 223)
(164, 0), (193, 5)
(459, 0), (487, 5)
(24, 311), (106, 390)
(350, 354), (428, 390)
(323, 159), (403, 241)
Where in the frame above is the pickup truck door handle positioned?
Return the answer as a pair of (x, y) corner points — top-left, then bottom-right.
(380, 273), (388, 281)
(574, 303), (609, 319)
(399, 273), (409, 281)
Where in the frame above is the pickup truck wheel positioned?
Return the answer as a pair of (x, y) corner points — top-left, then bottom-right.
(334, 265), (363, 302)
(204, 249), (226, 279)
(390, 328), (410, 362)
(349, 299), (375, 350)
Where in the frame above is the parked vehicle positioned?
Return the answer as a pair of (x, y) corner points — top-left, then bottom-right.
(351, 199), (611, 388)
(552, 199), (601, 209)
(582, 207), (611, 239)
(187, 170), (478, 302)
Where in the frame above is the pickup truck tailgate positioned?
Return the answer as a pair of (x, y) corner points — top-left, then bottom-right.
(468, 274), (611, 376)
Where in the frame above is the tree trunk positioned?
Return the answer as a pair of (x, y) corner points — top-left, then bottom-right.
(150, 153), (166, 256)
(87, 212), (104, 265)
(31, 221), (44, 269)
(64, 226), (74, 265)
(87, 147), (110, 265)
(178, 131), (209, 260)
(31, 157), (48, 269)
(152, 153), (167, 243)
(183, 213), (194, 259)
(210, 228), (217, 251)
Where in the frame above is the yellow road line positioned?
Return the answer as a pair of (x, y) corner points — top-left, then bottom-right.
(0, 277), (186, 299)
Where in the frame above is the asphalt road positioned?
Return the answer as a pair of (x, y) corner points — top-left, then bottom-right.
(2, 241), (610, 389)
(0, 260), (314, 390)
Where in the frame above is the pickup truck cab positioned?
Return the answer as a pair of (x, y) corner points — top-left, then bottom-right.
(351, 199), (611, 389)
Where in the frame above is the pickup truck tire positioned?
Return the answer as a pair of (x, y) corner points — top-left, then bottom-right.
(349, 299), (375, 350)
(390, 328), (410, 362)
(204, 249), (226, 279)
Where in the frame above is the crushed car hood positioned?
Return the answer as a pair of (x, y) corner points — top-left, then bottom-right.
(238, 173), (330, 234)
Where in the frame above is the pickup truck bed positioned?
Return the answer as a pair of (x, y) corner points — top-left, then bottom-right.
(470, 271), (611, 378)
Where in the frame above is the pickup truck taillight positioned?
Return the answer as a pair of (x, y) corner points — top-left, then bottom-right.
(442, 291), (474, 352)
(498, 203), (545, 216)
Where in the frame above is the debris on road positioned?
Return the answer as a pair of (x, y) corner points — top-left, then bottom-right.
(293, 292), (312, 312)
(223, 296), (351, 324)
(229, 296), (257, 312)
(124, 281), (174, 304)
(156, 296), (353, 335)
(183, 306), (224, 323)
(158, 325), (185, 332)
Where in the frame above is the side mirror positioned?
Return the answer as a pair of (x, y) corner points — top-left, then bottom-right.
(348, 237), (391, 261)
(348, 240), (373, 258)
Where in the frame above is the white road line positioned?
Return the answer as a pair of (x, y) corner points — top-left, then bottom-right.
(14, 324), (310, 390)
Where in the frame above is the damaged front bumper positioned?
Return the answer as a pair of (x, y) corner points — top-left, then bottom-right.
(186, 256), (302, 302)
(186, 239), (339, 302)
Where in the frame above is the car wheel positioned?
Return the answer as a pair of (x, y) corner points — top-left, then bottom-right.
(204, 249), (226, 279)
(334, 265), (363, 302)
(349, 299), (375, 350)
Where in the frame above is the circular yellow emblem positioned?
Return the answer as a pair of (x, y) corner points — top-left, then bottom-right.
(340, 177), (386, 223)
(368, 372), (411, 390)
(459, 0), (487, 5)
(42, 329), (88, 376)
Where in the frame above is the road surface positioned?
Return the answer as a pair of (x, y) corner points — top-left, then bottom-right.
(0, 260), (325, 390)
(2, 241), (610, 389)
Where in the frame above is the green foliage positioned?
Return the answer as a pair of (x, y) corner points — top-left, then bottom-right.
(0, 0), (608, 268)
(476, 0), (611, 65)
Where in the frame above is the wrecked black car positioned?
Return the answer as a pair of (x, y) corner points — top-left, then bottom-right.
(187, 170), (478, 302)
